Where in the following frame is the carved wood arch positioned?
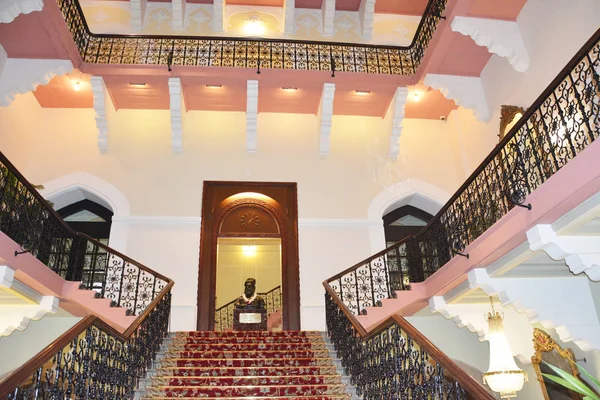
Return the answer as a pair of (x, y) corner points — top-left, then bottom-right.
(217, 197), (283, 238)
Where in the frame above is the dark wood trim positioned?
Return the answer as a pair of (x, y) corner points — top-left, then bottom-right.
(382, 204), (433, 226)
(197, 181), (300, 331)
(57, 199), (113, 222)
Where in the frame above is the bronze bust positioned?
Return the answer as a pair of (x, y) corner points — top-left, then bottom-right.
(235, 278), (265, 309)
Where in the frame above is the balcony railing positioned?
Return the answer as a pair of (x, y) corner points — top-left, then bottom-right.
(0, 152), (170, 316)
(57, 0), (446, 74)
(324, 27), (600, 316)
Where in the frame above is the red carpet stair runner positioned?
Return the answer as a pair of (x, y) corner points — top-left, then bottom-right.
(137, 330), (358, 399)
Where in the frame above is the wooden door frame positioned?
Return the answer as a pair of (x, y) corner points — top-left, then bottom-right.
(197, 181), (300, 331)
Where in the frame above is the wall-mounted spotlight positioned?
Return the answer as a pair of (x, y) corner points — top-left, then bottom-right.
(73, 80), (81, 91)
(129, 83), (147, 88)
(282, 87), (298, 92)
(355, 90), (371, 96)
(206, 84), (223, 88)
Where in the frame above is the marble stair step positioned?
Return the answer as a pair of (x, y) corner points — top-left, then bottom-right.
(151, 374), (342, 386)
(144, 383), (349, 397)
(153, 365), (339, 377)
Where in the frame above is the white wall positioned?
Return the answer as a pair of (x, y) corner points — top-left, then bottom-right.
(0, 312), (81, 378)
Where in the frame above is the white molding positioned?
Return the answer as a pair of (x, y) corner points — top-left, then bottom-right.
(112, 216), (201, 224)
(527, 224), (600, 281)
(0, 0), (43, 23)
(171, 0), (185, 30)
(130, 0), (146, 31)
(468, 268), (600, 352)
(321, 0), (335, 36)
(41, 172), (131, 217)
(388, 87), (408, 160)
(299, 218), (381, 227)
(168, 77), (184, 152)
(424, 74), (491, 122)
(283, 0), (295, 34)
(358, 0), (375, 40)
(0, 296), (58, 337)
(0, 58), (73, 107)
(451, 16), (530, 73)
(212, 0), (224, 32)
(318, 82), (335, 155)
(90, 76), (114, 153)
(0, 45), (7, 76)
(246, 80), (258, 152)
(0, 265), (15, 289)
(430, 296), (535, 363)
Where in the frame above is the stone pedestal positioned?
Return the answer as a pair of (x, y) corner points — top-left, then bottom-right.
(233, 307), (267, 331)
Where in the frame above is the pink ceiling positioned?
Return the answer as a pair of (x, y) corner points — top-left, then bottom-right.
(103, 76), (171, 110)
(257, 79), (323, 114)
(335, 0), (361, 12)
(333, 86), (395, 117)
(468, 0), (526, 20)
(294, 0), (322, 9)
(405, 88), (457, 119)
(374, 0), (428, 15)
(425, 31), (492, 76)
(182, 76), (247, 111)
(226, 0), (283, 7)
(33, 73), (94, 108)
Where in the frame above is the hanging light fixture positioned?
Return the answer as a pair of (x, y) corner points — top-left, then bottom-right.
(242, 14), (266, 36)
(483, 297), (527, 398)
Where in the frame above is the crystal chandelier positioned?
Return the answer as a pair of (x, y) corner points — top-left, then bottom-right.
(483, 297), (527, 398)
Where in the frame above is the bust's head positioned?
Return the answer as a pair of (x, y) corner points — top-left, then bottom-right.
(244, 278), (256, 297)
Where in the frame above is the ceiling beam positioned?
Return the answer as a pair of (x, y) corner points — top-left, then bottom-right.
(283, 0), (295, 35)
(388, 87), (408, 160)
(451, 16), (530, 73)
(130, 0), (146, 31)
(168, 77), (185, 152)
(246, 80), (258, 152)
(90, 76), (115, 153)
(321, 0), (335, 36)
(212, 0), (224, 32)
(358, 0), (375, 40)
(172, 0), (186, 30)
(318, 82), (335, 155)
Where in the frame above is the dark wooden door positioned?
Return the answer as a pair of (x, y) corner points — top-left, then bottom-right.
(197, 181), (300, 331)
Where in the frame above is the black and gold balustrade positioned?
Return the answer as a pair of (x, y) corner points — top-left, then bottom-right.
(324, 28), (600, 316)
(0, 152), (170, 316)
(324, 290), (495, 400)
(58, 0), (446, 74)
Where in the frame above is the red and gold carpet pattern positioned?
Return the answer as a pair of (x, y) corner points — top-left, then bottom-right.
(143, 330), (350, 399)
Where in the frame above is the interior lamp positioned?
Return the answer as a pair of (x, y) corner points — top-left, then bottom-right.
(483, 297), (527, 398)
(242, 15), (266, 36)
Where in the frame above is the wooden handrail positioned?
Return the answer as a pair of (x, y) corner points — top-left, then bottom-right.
(0, 151), (173, 284)
(323, 282), (494, 399)
(0, 281), (173, 397)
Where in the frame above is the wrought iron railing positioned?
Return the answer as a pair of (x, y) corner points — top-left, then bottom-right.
(0, 286), (173, 399)
(0, 152), (170, 316)
(324, 289), (494, 400)
(214, 285), (282, 331)
(57, 0), (446, 74)
(325, 28), (600, 316)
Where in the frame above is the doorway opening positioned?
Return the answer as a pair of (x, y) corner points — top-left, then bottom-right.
(197, 181), (299, 331)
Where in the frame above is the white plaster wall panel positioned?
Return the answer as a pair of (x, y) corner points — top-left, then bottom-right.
(429, 296), (535, 363)
(318, 82), (335, 155)
(130, 0), (146, 30)
(0, 59), (73, 107)
(283, 0), (295, 34)
(451, 16), (530, 72)
(212, 0), (224, 31)
(321, 0), (334, 36)
(469, 268), (600, 352)
(171, 0), (185, 30)
(528, 224), (600, 281)
(90, 76), (115, 153)
(0, 0), (43, 23)
(168, 77), (184, 152)
(246, 80), (258, 152)
(358, 0), (375, 40)
(388, 87), (408, 160)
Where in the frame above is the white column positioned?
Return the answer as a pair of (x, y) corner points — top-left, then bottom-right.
(318, 82), (335, 155)
(321, 0), (335, 36)
(388, 87), (408, 160)
(246, 80), (258, 152)
(358, 0), (375, 40)
(168, 78), (185, 153)
(172, 0), (186, 30)
(130, 0), (147, 31)
(283, 0), (295, 35)
(91, 76), (115, 153)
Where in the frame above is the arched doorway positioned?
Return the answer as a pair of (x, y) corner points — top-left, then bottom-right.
(197, 181), (300, 331)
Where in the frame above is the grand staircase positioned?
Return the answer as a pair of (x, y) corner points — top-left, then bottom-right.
(140, 330), (352, 400)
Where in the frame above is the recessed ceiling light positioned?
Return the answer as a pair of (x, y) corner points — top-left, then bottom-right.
(282, 87), (298, 92)
(129, 83), (147, 88)
(73, 80), (81, 91)
(206, 84), (223, 88)
(355, 90), (371, 96)
(412, 91), (422, 101)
